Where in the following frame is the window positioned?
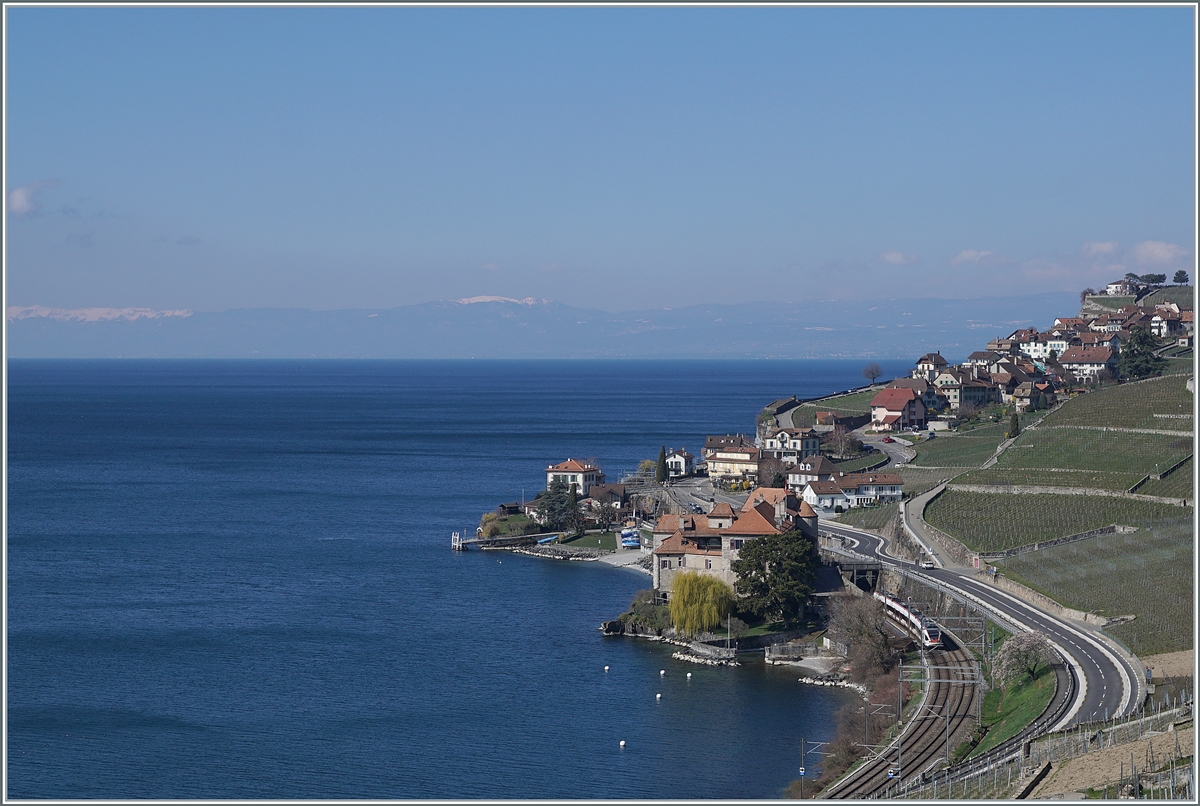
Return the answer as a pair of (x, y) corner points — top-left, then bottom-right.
(660, 559), (669, 569)
(680, 556), (686, 567)
(705, 558), (712, 570)
(731, 539), (744, 550)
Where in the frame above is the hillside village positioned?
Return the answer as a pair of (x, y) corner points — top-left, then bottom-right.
(485, 279), (1193, 609)
(472, 281), (1194, 798)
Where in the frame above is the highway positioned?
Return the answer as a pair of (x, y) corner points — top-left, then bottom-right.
(821, 520), (1144, 729)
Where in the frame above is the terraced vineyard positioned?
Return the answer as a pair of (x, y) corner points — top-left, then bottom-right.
(998, 517), (1193, 655)
(896, 466), (959, 495)
(993, 429), (1191, 474)
(1139, 286), (1194, 308)
(924, 490), (1186, 553)
(1135, 456), (1194, 499)
(953, 467), (1144, 492)
(1084, 294), (1136, 310)
(910, 432), (1007, 468)
(832, 501), (898, 530)
(1164, 357), (1194, 375)
(830, 453), (887, 472)
(1039, 375), (1193, 431)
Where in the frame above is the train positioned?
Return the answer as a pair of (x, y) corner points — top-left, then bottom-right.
(873, 590), (942, 649)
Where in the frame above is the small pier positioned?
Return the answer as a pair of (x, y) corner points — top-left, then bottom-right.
(451, 531), (561, 550)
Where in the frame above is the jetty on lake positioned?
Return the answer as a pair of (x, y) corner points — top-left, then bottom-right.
(451, 531), (562, 551)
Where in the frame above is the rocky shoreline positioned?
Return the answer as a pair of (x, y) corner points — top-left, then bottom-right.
(511, 545), (606, 561)
(510, 544), (654, 574)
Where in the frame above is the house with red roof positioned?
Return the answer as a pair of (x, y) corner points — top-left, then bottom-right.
(545, 458), (605, 496)
(870, 386), (926, 431)
(649, 498), (821, 596)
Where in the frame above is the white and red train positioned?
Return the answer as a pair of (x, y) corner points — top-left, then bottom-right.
(873, 590), (942, 649)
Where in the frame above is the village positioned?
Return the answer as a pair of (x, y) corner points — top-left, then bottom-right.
(468, 276), (1194, 799)
(475, 275), (1194, 604)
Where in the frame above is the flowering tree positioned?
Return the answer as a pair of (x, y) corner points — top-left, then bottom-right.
(993, 630), (1056, 688)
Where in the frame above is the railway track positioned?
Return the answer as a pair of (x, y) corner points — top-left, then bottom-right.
(824, 640), (978, 800)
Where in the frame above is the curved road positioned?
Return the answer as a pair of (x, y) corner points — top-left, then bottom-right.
(821, 522), (1143, 728)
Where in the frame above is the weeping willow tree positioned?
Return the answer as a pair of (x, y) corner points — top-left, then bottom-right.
(669, 572), (734, 637)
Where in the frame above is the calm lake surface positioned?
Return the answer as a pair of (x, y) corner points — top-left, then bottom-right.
(7, 358), (909, 798)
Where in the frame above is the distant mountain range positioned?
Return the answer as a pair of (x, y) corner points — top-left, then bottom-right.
(6, 292), (1081, 360)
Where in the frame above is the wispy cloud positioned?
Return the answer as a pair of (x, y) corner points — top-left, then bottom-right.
(878, 249), (918, 265)
(177, 235), (201, 246)
(1081, 241), (1120, 257)
(951, 249), (994, 265)
(7, 179), (60, 217)
(1133, 240), (1187, 266)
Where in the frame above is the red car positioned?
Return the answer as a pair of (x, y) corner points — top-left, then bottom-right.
(881, 436), (894, 443)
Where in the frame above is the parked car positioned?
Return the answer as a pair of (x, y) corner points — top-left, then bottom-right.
(881, 436), (894, 443)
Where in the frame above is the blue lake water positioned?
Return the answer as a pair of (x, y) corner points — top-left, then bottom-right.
(6, 358), (910, 798)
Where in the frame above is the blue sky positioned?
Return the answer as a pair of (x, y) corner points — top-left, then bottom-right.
(5, 5), (1195, 312)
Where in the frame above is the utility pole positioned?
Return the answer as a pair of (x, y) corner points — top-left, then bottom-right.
(897, 659), (903, 782)
(800, 737), (805, 799)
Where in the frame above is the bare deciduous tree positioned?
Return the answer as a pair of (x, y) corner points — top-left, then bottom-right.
(756, 455), (788, 488)
(862, 362), (883, 384)
(828, 594), (899, 682)
(956, 402), (981, 421)
(825, 426), (862, 459)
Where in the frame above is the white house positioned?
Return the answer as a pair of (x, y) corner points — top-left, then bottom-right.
(787, 454), (839, 491)
(801, 471), (902, 513)
(546, 458), (605, 496)
(665, 448), (695, 478)
(707, 447), (762, 479)
(762, 427), (821, 463)
(1059, 346), (1118, 382)
(802, 480), (851, 512)
(912, 352), (949, 381)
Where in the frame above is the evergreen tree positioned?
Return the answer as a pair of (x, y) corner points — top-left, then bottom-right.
(567, 484), (581, 533)
(539, 477), (578, 530)
(1174, 270), (1189, 285)
(1118, 327), (1166, 380)
(655, 445), (667, 483)
(730, 530), (818, 627)
(1008, 410), (1020, 439)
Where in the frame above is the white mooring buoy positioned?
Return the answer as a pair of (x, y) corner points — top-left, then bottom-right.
(620, 740), (626, 747)
(604, 665), (609, 672)
(659, 670), (665, 676)
(656, 693), (661, 699)
(686, 672), (692, 679)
